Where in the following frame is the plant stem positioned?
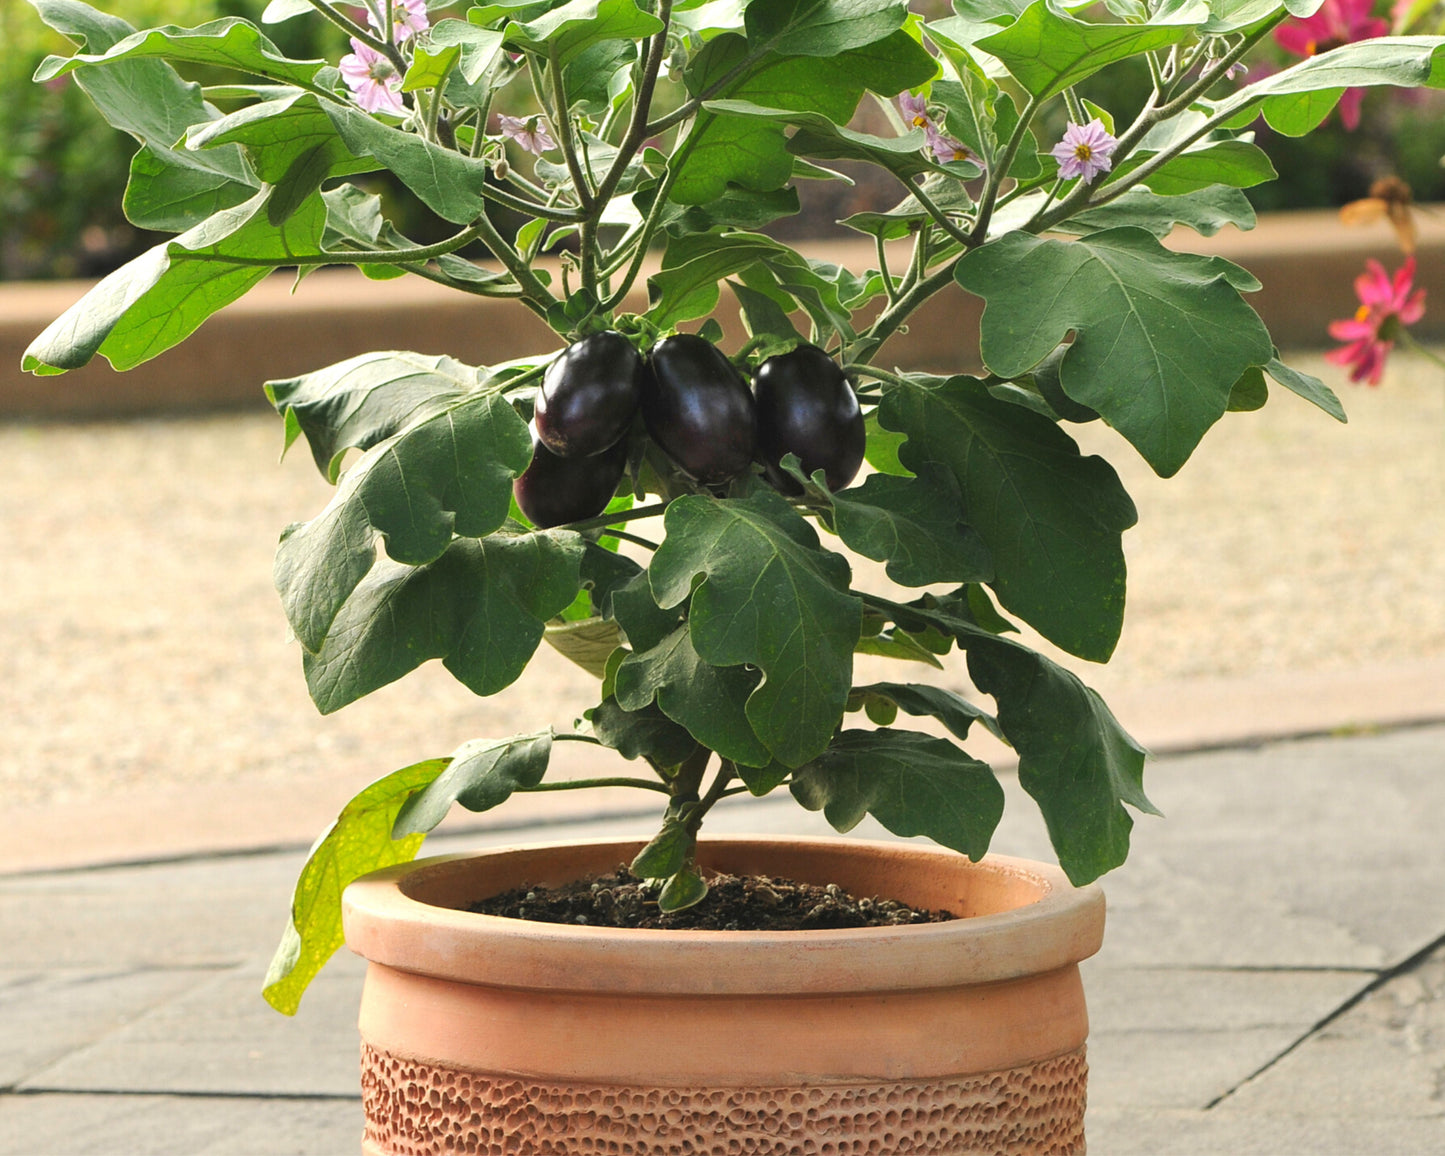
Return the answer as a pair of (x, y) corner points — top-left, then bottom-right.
(683, 760), (737, 834)
(517, 777), (673, 795)
(305, 0), (406, 78)
(549, 43), (595, 212)
(874, 231), (898, 306)
(670, 745), (712, 806)
(563, 500), (671, 532)
(603, 528), (659, 550)
(969, 93), (1038, 246)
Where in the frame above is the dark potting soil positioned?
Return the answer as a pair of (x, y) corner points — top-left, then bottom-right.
(467, 869), (957, 931)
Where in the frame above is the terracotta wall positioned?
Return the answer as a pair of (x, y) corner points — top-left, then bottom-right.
(1, 209), (1438, 419)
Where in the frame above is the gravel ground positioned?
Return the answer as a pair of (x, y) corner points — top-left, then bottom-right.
(2, 351), (1441, 807)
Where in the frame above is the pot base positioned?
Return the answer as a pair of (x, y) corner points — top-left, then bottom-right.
(359, 1041), (1088, 1155)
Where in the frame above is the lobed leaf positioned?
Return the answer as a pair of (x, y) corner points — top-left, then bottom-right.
(393, 732), (554, 836)
(273, 392), (533, 653)
(263, 758), (447, 1014)
(301, 528), (585, 713)
(879, 376), (1135, 663)
(956, 228), (1274, 478)
(791, 729), (1004, 860)
(825, 465), (994, 588)
(615, 625), (772, 767)
(648, 492), (862, 767)
(23, 187), (325, 375)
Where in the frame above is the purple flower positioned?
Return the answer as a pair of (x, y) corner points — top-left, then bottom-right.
(339, 38), (405, 115)
(498, 114), (557, 156)
(368, 0), (430, 43)
(1050, 119), (1118, 184)
(896, 92), (971, 166)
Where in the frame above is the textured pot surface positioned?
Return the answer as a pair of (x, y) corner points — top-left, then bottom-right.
(343, 836), (1106, 1155)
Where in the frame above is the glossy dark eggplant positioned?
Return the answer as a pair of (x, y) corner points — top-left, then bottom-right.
(534, 331), (645, 457)
(642, 333), (756, 485)
(513, 426), (629, 529)
(752, 344), (865, 493)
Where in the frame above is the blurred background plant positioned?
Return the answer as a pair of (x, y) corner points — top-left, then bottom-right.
(4, 0), (1444, 281)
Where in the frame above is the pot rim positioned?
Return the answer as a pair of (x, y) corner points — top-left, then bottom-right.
(343, 836), (1105, 995)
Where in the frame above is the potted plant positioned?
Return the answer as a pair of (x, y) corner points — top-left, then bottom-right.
(22, 0), (1444, 1149)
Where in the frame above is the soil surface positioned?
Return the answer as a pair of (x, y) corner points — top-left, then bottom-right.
(468, 869), (957, 931)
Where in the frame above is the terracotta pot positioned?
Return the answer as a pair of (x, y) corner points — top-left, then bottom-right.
(343, 836), (1105, 1155)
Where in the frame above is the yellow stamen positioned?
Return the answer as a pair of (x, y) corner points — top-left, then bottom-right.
(911, 115), (929, 128)
(1074, 143), (1094, 161)
(1355, 304), (1370, 323)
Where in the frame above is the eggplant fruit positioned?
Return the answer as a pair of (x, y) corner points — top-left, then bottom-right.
(534, 331), (645, 457)
(642, 334), (756, 485)
(513, 425), (628, 529)
(752, 344), (865, 493)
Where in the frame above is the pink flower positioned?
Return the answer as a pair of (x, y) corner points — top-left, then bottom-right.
(895, 92), (970, 166)
(1274, 0), (1388, 129)
(498, 114), (557, 156)
(1051, 120), (1118, 184)
(339, 38), (405, 115)
(368, 0), (430, 43)
(1326, 256), (1426, 384)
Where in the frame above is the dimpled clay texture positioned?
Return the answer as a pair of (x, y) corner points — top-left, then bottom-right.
(361, 1043), (1088, 1154)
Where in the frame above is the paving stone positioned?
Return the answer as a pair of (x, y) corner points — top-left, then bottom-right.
(1092, 727), (1445, 971)
(0, 968), (220, 1090)
(1086, 1106), (1445, 1155)
(0, 1091), (361, 1156)
(1218, 940), (1445, 1119)
(19, 959), (366, 1099)
(0, 853), (310, 971)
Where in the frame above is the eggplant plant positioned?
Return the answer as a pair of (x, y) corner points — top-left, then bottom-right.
(21, 0), (1445, 1013)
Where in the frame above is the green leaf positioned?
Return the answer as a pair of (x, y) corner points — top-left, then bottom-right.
(393, 732), (553, 836)
(975, 2), (1196, 100)
(631, 818), (694, 879)
(840, 174), (975, 241)
(1062, 185), (1257, 239)
(1228, 366), (1269, 412)
(426, 20), (506, 84)
(591, 699), (699, 766)
(744, 0), (911, 57)
(272, 392), (533, 653)
(265, 351), (484, 481)
(648, 492), (863, 767)
(323, 103), (495, 224)
(34, 18), (329, 88)
(1112, 139), (1277, 196)
(187, 91), (377, 187)
(122, 144), (258, 232)
(879, 375), (1136, 662)
(853, 626), (945, 669)
(615, 624), (772, 767)
(263, 758), (445, 1014)
(791, 729), (1004, 860)
(1213, 37), (1445, 128)
(728, 280), (804, 344)
(850, 682), (1002, 742)
(1266, 355), (1346, 422)
(701, 99), (937, 180)
(658, 866), (709, 911)
(29, 1), (259, 232)
(301, 528), (584, 712)
(23, 187), (326, 375)
(956, 228), (1274, 478)
(646, 232), (790, 327)
(826, 466), (993, 588)
(954, 621), (1156, 885)
(673, 29), (937, 204)
(500, 0), (664, 69)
